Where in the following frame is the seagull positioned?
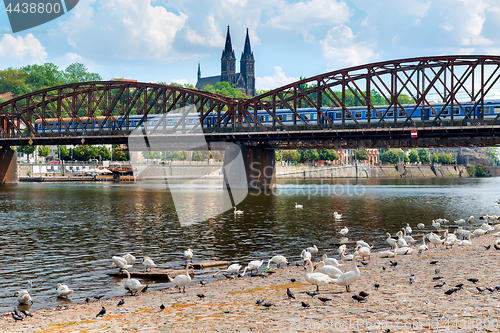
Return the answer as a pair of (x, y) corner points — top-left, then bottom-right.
(286, 288), (295, 299)
(359, 291), (369, 297)
(434, 282), (446, 288)
(96, 306), (106, 318)
(352, 295), (367, 303)
(318, 297), (331, 304)
(409, 274), (415, 285)
(160, 304), (165, 310)
(301, 301), (310, 308)
(117, 299), (125, 306)
(468, 278), (479, 284)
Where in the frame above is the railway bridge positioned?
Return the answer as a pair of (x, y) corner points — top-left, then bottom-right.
(1, 55), (500, 188)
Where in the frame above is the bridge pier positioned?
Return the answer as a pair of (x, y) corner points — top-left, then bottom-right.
(223, 143), (276, 191)
(0, 147), (17, 184)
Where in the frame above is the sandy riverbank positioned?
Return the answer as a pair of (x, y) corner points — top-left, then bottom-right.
(3, 232), (500, 333)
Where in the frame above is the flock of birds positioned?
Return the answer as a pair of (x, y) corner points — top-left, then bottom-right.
(8, 202), (500, 321)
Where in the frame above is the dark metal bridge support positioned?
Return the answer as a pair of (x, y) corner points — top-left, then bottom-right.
(0, 148), (17, 184)
(223, 143), (276, 191)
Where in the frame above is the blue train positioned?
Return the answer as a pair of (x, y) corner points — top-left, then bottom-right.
(33, 99), (500, 133)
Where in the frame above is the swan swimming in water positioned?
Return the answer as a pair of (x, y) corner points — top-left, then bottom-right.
(14, 290), (32, 305)
(333, 212), (342, 220)
(417, 223), (425, 230)
(339, 226), (349, 236)
(168, 263), (193, 293)
(56, 284), (74, 298)
(295, 202), (303, 209)
(332, 251), (361, 292)
(304, 258), (335, 292)
(234, 207), (244, 215)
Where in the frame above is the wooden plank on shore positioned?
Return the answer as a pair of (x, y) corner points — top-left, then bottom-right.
(191, 261), (228, 269)
(107, 269), (194, 280)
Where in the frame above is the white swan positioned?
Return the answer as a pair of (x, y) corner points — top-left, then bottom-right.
(405, 224), (412, 234)
(480, 223), (494, 232)
(14, 290), (32, 305)
(331, 251), (361, 292)
(168, 263), (193, 293)
(56, 284), (74, 298)
(295, 202), (303, 209)
(306, 245), (318, 255)
(386, 233), (397, 249)
(432, 220), (441, 229)
(417, 223), (425, 230)
(234, 207), (244, 215)
(241, 260), (263, 276)
(213, 264), (242, 277)
(459, 233), (472, 246)
(141, 256), (156, 272)
(427, 233), (444, 248)
(340, 249), (353, 261)
(321, 254), (344, 267)
(123, 253), (136, 265)
(266, 255), (288, 269)
(473, 228), (488, 236)
(355, 244), (371, 259)
(304, 258), (335, 292)
(378, 249), (395, 258)
(112, 256), (133, 271)
(333, 211), (342, 220)
(122, 270), (145, 296)
(401, 228), (417, 244)
(394, 243), (413, 255)
(338, 244), (347, 256)
(396, 231), (408, 247)
(315, 261), (343, 278)
(418, 234), (428, 251)
(454, 218), (466, 225)
(301, 249), (312, 262)
(339, 226), (349, 236)
(356, 240), (372, 249)
(184, 248), (193, 262)
(469, 216), (474, 223)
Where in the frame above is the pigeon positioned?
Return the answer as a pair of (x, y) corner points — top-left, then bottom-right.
(444, 287), (460, 295)
(409, 274), (415, 285)
(255, 299), (265, 305)
(485, 245), (491, 250)
(318, 297), (331, 304)
(352, 295), (367, 303)
(486, 287), (495, 292)
(495, 244), (500, 250)
(290, 279), (296, 283)
(160, 304), (165, 310)
(389, 261), (397, 267)
(117, 299), (125, 306)
(430, 261), (438, 265)
(433, 276), (443, 280)
(476, 287), (486, 293)
(199, 281), (206, 286)
(468, 278), (479, 284)
(141, 285), (149, 293)
(13, 308), (22, 318)
(435, 269), (440, 274)
(94, 295), (104, 300)
(96, 306), (106, 318)
(305, 291), (319, 297)
(495, 285), (500, 291)
(286, 288), (295, 299)
(374, 284), (380, 290)
(301, 301), (310, 308)
(360, 261), (369, 266)
(382, 266), (386, 271)
(11, 312), (23, 321)
(455, 284), (464, 289)
(434, 282), (446, 288)
(197, 294), (205, 299)
(85, 298), (90, 303)
(262, 302), (275, 308)
(19, 309), (32, 317)
(359, 291), (369, 298)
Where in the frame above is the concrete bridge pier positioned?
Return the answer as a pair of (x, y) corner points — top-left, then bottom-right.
(0, 147), (17, 184)
(223, 143), (276, 191)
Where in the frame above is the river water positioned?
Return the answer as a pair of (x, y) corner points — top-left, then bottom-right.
(1, 177), (499, 313)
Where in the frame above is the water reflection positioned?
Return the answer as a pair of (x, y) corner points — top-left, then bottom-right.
(0, 177), (498, 312)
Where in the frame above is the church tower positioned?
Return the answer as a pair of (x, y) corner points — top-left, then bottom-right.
(240, 28), (255, 96)
(221, 26), (236, 85)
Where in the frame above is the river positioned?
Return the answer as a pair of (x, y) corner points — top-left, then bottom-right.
(1, 177), (499, 313)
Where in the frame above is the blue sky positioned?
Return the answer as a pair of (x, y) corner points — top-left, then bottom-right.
(0, 0), (499, 90)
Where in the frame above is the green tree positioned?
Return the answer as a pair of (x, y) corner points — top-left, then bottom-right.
(417, 148), (430, 163)
(467, 164), (476, 176)
(0, 68), (31, 97)
(318, 149), (339, 161)
(275, 150), (282, 161)
(17, 145), (37, 162)
(355, 149), (369, 161)
(203, 82), (249, 98)
(58, 145), (71, 160)
(300, 149), (320, 162)
(175, 151), (188, 160)
(73, 145), (89, 161)
(64, 63), (102, 83)
(476, 166), (487, 177)
(99, 146), (111, 160)
(38, 145), (50, 158)
(430, 153), (439, 163)
(192, 151), (203, 161)
(282, 150), (301, 163)
(22, 63), (65, 91)
(112, 145), (129, 161)
(380, 149), (406, 164)
(409, 149), (419, 163)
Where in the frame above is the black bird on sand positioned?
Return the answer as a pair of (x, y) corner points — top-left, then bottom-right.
(117, 299), (125, 306)
(352, 295), (367, 303)
(199, 281), (206, 286)
(389, 261), (397, 267)
(301, 301), (310, 308)
(433, 276), (443, 280)
(318, 297), (331, 304)
(476, 287), (486, 293)
(141, 285), (149, 293)
(382, 266), (386, 271)
(485, 245), (491, 250)
(434, 282), (446, 288)
(96, 306), (106, 318)
(85, 298), (90, 303)
(468, 278), (479, 284)
(486, 287), (495, 292)
(305, 291), (319, 297)
(13, 308), (22, 318)
(360, 261), (369, 266)
(255, 299), (265, 305)
(435, 269), (440, 274)
(495, 285), (500, 291)
(290, 278), (296, 283)
(359, 291), (369, 298)
(495, 244), (500, 250)
(374, 284), (380, 290)
(286, 288), (295, 299)
(444, 287), (460, 295)
(94, 295), (104, 300)
(197, 294), (205, 299)
(262, 302), (275, 308)
(430, 261), (438, 265)
(160, 304), (165, 310)
(19, 309), (32, 317)
(455, 284), (464, 289)
(11, 312), (23, 322)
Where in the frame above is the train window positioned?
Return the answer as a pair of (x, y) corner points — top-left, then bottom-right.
(286, 115), (293, 121)
(483, 107), (490, 114)
(453, 108), (460, 115)
(188, 118), (194, 124)
(386, 111), (394, 117)
(167, 119), (173, 125)
(398, 110), (406, 117)
(312, 114), (317, 120)
(440, 108), (449, 115)
(335, 112), (341, 119)
(355, 112), (362, 118)
(494, 107), (500, 114)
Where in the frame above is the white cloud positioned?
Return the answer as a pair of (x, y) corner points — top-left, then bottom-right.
(59, 0), (188, 60)
(320, 25), (376, 69)
(0, 34), (47, 64)
(53, 52), (102, 74)
(171, 78), (187, 85)
(256, 66), (299, 90)
(185, 14), (225, 47)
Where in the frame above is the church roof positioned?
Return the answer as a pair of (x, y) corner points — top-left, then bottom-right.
(221, 26), (235, 60)
(241, 28), (253, 61)
(195, 75), (221, 90)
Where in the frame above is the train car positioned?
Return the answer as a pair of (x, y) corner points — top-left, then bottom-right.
(34, 116), (120, 132)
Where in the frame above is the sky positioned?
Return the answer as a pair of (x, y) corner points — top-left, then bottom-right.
(0, 0), (500, 90)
